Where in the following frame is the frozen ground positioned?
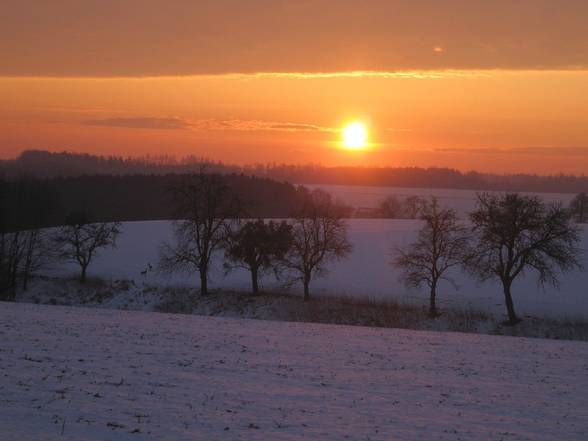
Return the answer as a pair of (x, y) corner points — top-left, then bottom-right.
(17, 276), (588, 341)
(48, 219), (588, 320)
(1, 302), (587, 440)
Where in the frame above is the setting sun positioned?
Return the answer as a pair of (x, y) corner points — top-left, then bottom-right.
(342, 122), (368, 150)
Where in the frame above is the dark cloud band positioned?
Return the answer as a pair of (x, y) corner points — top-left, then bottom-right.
(2, 1), (588, 76)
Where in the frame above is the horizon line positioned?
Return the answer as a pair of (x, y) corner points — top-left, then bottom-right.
(3, 149), (588, 179)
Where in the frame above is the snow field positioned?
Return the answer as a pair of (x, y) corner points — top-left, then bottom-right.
(1, 302), (587, 440)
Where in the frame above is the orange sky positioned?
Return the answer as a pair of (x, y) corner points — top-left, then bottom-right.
(2, 1), (588, 174)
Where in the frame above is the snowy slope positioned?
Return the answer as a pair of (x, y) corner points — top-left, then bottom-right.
(49, 219), (588, 320)
(1, 302), (587, 440)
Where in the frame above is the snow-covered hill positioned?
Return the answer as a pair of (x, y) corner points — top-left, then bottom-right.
(48, 219), (588, 320)
(1, 302), (587, 440)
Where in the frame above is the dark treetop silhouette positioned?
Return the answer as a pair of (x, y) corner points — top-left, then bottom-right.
(468, 193), (582, 325)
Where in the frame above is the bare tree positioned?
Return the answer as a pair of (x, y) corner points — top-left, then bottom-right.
(393, 198), (470, 317)
(18, 178), (56, 290)
(286, 189), (352, 301)
(569, 192), (588, 223)
(378, 195), (403, 218)
(0, 177), (56, 297)
(224, 219), (293, 294)
(0, 175), (7, 297)
(402, 195), (426, 219)
(54, 212), (121, 283)
(0, 176), (21, 298)
(159, 171), (240, 295)
(469, 193), (582, 325)
(1, 229), (50, 293)
(20, 229), (53, 290)
(0, 232), (24, 300)
(377, 195), (425, 219)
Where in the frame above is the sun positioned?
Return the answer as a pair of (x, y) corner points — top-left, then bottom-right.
(342, 122), (368, 149)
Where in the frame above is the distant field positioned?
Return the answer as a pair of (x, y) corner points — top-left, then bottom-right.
(307, 184), (578, 215)
(47, 218), (588, 320)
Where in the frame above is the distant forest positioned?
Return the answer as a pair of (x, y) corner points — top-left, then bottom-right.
(2, 149), (588, 194)
(0, 174), (306, 231)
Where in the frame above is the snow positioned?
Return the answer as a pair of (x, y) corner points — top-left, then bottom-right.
(307, 184), (578, 216)
(1, 302), (587, 440)
(48, 219), (588, 320)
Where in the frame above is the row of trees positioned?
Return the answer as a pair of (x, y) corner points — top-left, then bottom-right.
(159, 171), (352, 301)
(159, 171), (583, 325)
(375, 192), (588, 223)
(394, 194), (582, 324)
(376, 195), (427, 219)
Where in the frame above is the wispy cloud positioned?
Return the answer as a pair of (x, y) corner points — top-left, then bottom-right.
(191, 119), (335, 132)
(83, 117), (191, 130)
(387, 128), (413, 133)
(82, 117), (335, 132)
(436, 147), (588, 156)
(224, 70), (489, 80)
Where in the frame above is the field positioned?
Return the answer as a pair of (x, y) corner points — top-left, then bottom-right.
(2, 302), (587, 440)
(307, 184), (578, 216)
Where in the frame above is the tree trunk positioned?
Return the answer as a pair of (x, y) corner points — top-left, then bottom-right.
(7, 265), (17, 301)
(502, 281), (519, 325)
(22, 271), (29, 291)
(199, 268), (208, 296)
(80, 265), (87, 283)
(303, 275), (310, 302)
(9, 262), (18, 297)
(251, 267), (259, 295)
(429, 281), (438, 317)
(22, 236), (34, 291)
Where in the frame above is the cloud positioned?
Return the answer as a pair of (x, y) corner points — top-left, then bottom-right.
(226, 71), (486, 80)
(387, 128), (413, 133)
(436, 147), (588, 156)
(191, 119), (336, 132)
(3, 2), (588, 76)
(83, 117), (191, 130)
(82, 117), (335, 132)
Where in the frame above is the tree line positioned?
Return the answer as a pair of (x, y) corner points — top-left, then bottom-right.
(1, 171), (585, 326)
(5, 149), (588, 194)
(0, 173), (308, 229)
